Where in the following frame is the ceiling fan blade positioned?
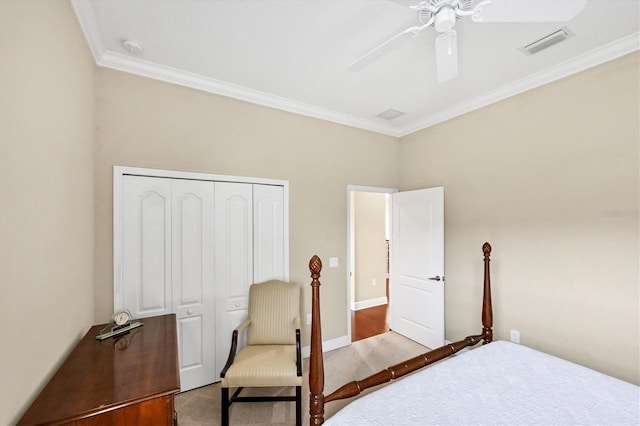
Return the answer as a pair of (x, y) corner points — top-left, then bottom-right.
(435, 30), (458, 83)
(348, 21), (432, 71)
(472, 0), (587, 22)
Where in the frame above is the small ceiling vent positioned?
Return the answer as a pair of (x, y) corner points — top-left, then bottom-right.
(521, 27), (574, 55)
(376, 109), (405, 121)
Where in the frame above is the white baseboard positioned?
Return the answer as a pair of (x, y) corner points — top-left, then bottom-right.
(352, 296), (388, 311)
(302, 334), (350, 359)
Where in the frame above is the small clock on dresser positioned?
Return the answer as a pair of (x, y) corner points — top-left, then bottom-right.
(112, 309), (132, 328)
(96, 309), (143, 341)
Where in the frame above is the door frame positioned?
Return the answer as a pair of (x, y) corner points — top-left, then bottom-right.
(113, 165), (290, 311)
(347, 185), (397, 342)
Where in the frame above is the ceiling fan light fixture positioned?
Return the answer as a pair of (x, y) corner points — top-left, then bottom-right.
(435, 7), (457, 32)
(349, 0), (582, 84)
(522, 27), (574, 55)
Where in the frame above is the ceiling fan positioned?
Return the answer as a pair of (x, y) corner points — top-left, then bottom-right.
(348, 0), (587, 82)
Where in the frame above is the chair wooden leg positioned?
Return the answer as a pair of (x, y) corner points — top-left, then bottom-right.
(295, 386), (302, 426)
(221, 387), (229, 426)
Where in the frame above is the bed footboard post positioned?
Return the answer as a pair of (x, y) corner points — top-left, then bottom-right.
(309, 255), (325, 425)
(482, 242), (493, 344)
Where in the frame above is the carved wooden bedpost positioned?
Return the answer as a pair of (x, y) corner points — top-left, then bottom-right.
(309, 255), (325, 425)
(482, 242), (493, 344)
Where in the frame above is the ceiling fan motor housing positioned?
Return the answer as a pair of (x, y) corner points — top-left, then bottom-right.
(435, 7), (457, 32)
(417, 0), (474, 31)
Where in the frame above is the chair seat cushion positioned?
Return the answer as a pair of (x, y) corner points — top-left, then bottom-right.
(221, 345), (302, 388)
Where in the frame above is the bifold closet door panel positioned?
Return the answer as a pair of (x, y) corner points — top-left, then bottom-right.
(171, 179), (216, 390)
(214, 182), (254, 379)
(121, 175), (172, 318)
(253, 185), (285, 283)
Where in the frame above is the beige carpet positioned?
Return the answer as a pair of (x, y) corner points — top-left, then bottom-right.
(175, 331), (429, 425)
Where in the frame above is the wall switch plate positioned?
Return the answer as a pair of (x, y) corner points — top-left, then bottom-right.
(329, 257), (339, 268)
(510, 329), (520, 344)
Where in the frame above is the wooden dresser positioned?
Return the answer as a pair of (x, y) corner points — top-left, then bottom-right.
(18, 314), (180, 425)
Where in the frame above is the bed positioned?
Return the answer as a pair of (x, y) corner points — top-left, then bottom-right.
(307, 243), (639, 425)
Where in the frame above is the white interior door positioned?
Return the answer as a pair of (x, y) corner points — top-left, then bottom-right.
(214, 182), (253, 380)
(253, 184), (285, 282)
(171, 179), (215, 391)
(121, 175), (172, 318)
(390, 187), (444, 349)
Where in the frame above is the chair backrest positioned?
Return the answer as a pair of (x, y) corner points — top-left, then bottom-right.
(247, 280), (300, 345)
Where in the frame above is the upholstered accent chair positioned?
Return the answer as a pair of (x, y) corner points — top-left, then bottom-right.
(220, 280), (302, 426)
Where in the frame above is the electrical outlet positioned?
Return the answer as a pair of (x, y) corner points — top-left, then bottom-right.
(306, 314), (312, 325)
(372, 278), (377, 286)
(510, 329), (520, 344)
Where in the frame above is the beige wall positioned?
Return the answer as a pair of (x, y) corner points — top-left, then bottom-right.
(399, 52), (640, 384)
(93, 68), (400, 346)
(1, 1), (637, 422)
(354, 192), (388, 304)
(0, 1), (96, 424)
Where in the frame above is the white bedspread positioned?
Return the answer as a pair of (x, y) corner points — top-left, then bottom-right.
(325, 341), (640, 425)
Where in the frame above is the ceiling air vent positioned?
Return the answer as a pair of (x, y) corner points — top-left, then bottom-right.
(376, 109), (405, 121)
(521, 27), (574, 55)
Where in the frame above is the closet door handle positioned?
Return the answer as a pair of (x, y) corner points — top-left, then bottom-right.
(428, 275), (442, 281)
(187, 309), (193, 315)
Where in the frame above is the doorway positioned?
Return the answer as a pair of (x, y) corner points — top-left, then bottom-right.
(347, 185), (445, 348)
(347, 186), (396, 342)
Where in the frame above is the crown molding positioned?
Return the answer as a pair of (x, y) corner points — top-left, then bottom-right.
(93, 33), (639, 139)
(70, 0), (402, 136)
(71, 0), (637, 139)
(98, 51), (402, 137)
(398, 32), (640, 136)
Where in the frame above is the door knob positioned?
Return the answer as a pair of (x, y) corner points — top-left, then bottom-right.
(428, 275), (442, 281)
(187, 309), (193, 315)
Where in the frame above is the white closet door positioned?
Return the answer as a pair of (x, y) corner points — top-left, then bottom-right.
(214, 182), (253, 380)
(171, 179), (216, 391)
(116, 167), (288, 387)
(121, 175), (172, 318)
(253, 185), (285, 283)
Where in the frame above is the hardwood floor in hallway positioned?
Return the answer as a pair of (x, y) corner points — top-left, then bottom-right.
(351, 304), (389, 342)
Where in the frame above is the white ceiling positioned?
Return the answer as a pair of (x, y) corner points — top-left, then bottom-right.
(71, 0), (639, 137)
